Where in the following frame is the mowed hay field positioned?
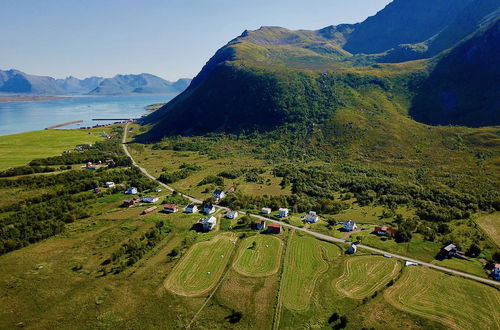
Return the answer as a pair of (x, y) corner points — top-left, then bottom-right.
(0, 129), (103, 170)
(476, 212), (500, 246)
(164, 233), (237, 297)
(335, 255), (401, 299)
(233, 235), (283, 277)
(281, 233), (341, 311)
(384, 267), (500, 330)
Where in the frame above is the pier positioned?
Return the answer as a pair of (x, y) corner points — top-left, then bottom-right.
(92, 118), (137, 121)
(45, 120), (83, 130)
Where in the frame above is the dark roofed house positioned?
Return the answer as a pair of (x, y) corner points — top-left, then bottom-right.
(440, 243), (458, 259)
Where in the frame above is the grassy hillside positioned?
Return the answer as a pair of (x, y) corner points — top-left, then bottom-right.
(0, 129), (104, 170)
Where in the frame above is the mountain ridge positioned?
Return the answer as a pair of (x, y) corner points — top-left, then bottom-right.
(0, 69), (191, 95)
(142, 0), (499, 140)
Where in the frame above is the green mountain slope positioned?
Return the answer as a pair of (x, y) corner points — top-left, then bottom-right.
(143, 0), (499, 140)
(343, 0), (474, 54)
(410, 20), (500, 126)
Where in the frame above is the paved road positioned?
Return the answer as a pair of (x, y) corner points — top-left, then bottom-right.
(122, 123), (500, 287)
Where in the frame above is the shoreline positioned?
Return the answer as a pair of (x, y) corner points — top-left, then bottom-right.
(0, 95), (68, 103)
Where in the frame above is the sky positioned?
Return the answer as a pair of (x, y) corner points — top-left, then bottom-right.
(0, 0), (392, 80)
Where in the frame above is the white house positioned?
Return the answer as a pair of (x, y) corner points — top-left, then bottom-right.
(305, 211), (319, 223)
(226, 211), (238, 219)
(278, 208), (289, 218)
(204, 216), (217, 231)
(343, 220), (357, 232)
(125, 187), (138, 195)
(213, 190), (226, 201)
(105, 182), (115, 188)
(204, 204), (216, 215)
(142, 196), (159, 203)
(347, 243), (357, 254)
(261, 208), (272, 215)
(185, 204), (198, 213)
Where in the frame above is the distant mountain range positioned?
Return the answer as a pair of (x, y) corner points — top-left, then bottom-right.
(143, 0), (499, 140)
(0, 69), (191, 95)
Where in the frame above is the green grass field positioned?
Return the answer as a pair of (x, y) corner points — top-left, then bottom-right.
(233, 235), (283, 277)
(281, 233), (340, 311)
(164, 233), (236, 297)
(335, 255), (401, 299)
(476, 212), (500, 246)
(384, 267), (500, 330)
(0, 129), (103, 170)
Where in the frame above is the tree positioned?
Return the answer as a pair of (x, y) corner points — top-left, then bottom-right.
(167, 248), (179, 257)
(466, 243), (481, 258)
(328, 312), (339, 323)
(395, 230), (412, 243)
(225, 310), (243, 324)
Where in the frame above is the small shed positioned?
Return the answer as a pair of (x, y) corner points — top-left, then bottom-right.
(142, 206), (158, 215)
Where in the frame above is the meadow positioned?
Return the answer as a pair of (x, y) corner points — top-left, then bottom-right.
(335, 255), (401, 299)
(384, 267), (500, 330)
(280, 232), (341, 311)
(233, 235), (283, 277)
(164, 233), (237, 297)
(0, 128), (103, 170)
(476, 212), (500, 246)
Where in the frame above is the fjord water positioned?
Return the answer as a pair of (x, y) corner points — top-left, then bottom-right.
(0, 95), (174, 136)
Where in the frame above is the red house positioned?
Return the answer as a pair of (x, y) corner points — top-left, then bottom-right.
(163, 204), (180, 213)
(374, 226), (398, 236)
(267, 223), (281, 234)
(122, 199), (135, 207)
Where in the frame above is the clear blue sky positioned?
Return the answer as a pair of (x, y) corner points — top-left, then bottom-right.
(0, 0), (391, 80)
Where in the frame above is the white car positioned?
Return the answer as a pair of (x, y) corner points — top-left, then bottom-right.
(155, 188), (162, 193)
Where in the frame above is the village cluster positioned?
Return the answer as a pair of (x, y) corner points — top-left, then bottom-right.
(90, 182), (500, 281)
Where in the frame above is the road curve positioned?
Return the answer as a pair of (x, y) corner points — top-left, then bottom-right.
(121, 123), (500, 287)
